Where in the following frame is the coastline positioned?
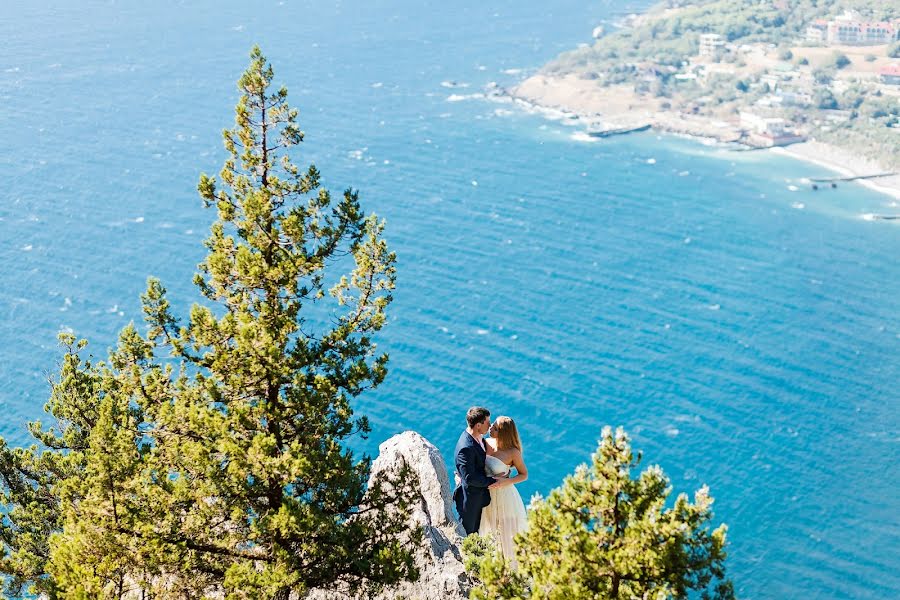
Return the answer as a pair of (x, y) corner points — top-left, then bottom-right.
(504, 73), (900, 203)
(770, 142), (900, 202)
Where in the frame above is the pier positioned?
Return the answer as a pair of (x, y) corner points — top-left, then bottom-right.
(809, 172), (897, 183)
(586, 123), (651, 138)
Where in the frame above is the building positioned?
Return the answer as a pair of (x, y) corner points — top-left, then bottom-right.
(880, 64), (900, 85)
(760, 73), (781, 90)
(699, 33), (725, 59)
(824, 11), (900, 45)
(805, 26), (826, 44)
(806, 21), (827, 44)
(741, 112), (785, 136)
(740, 111), (805, 147)
(779, 91), (812, 107)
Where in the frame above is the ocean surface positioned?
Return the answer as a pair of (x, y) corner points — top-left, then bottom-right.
(2, 1), (899, 597)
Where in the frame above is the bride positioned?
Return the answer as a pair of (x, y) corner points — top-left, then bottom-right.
(480, 416), (528, 566)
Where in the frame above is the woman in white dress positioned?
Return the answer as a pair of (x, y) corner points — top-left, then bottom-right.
(479, 416), (528, 566)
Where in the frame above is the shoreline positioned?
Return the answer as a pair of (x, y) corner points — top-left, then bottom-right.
(770, 143), (900, 202)
(502, 74), (900, 203)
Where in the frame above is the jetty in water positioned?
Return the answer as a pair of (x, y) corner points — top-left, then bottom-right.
(809, 172), (897, 183)
(586, 123), (652, 138)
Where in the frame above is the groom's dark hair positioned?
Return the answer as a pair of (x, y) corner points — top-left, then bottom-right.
(466, 406), (490, 428)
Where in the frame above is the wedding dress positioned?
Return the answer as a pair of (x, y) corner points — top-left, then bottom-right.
(479, 454), (528, 566)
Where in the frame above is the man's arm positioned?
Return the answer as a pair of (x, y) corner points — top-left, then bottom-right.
(456, 445), (496, 489)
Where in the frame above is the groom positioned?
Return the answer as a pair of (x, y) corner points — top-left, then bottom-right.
(453, 406), (502, 535)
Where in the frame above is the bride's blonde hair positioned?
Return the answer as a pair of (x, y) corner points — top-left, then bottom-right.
(493, 416), (522, 452)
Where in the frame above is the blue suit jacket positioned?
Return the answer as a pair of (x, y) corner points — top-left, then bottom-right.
(453, 431), (496, 532)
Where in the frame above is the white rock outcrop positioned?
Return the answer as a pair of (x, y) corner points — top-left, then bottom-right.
(359, 431), (471, 600)
(309, 431), (470, 600)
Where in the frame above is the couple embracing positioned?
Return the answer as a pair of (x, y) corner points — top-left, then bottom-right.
(453, 406), (528, 564)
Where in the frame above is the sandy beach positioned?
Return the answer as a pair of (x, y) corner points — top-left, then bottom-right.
(771, 142), (900, 201)
(508, 74), (900, 201)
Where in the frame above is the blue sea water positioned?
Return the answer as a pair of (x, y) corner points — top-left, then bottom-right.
(2, 0), (899, 597)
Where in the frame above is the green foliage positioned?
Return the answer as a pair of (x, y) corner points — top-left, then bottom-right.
(813, 67), (835, 84)
(831, 52), (851, 69)
(462, 536), (531, 600)
(816, 88), (839, 109)
(0, 46), (419, 600)
(465, 427), (733, 600)
(889, 42), (900, 59)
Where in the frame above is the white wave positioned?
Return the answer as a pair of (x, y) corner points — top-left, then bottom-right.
(108, 304), (118, 313)
(21, 244), (32, 251)
(683, 237), (692, 244)
(674, 414), (700, 423)
(348, 148), (368, 160)
(371, 82), (383, 88)
(664, 426), (680, 437)
(493, 108), (513, 117)
(861, 213), (876, 221)
(231, 25), (245, 32)
(133, 216), (144, 223)
(502, 68), (522, 75)
(570, 131), (597, 143)
(678, 170), (690, 176)
(787, 185), (799, 192)
(791, 202), (805, 209)
(471, 180), (478, 186)
(475, 329), (489, 335)
(440, 80), (469, 88)
(646, 158), (656, 165)
(707, 303), (721, 311)
(446, 93), (483, 102)
(59, 325), (74, 334)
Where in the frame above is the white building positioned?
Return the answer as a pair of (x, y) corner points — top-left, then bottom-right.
(805, 26), (825, 44)
(699, 33), (725, 59)
(740, 112), (786, 137)
(825, 11), (900, 45)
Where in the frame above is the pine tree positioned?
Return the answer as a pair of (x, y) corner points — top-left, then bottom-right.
(1, 46), (418, 600)
(465, 427), (734, 600)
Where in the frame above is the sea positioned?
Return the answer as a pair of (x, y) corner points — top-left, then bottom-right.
(1, 1), (898, 597)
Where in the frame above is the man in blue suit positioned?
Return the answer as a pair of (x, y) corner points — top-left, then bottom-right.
(453, 406), (502, 535)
